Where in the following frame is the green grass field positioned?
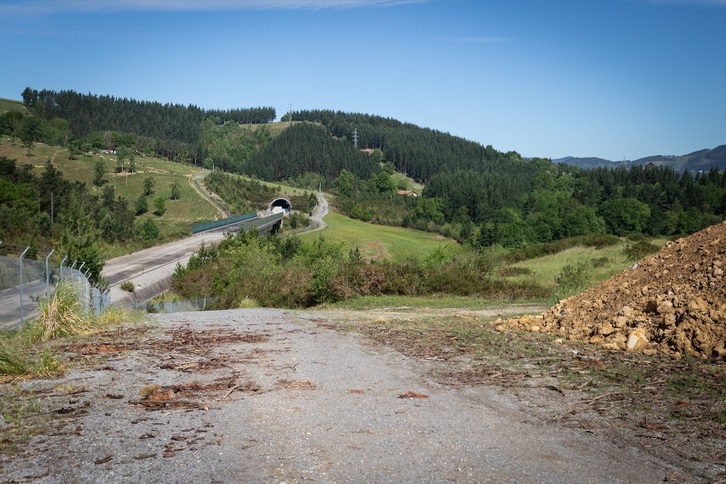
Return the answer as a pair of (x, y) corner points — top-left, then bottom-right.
(300, 209), (460, 262)
(503, 238), (667, 291)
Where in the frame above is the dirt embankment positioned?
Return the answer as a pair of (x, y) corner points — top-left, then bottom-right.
(502, 221), (726, 360)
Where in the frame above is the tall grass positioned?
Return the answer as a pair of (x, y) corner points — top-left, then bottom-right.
(28, 280), (96, 342)
(1, 281), (144, 378)
(0, 337), (29, 376)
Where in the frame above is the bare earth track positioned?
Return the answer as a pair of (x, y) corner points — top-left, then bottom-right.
(1, 305), (723, 483)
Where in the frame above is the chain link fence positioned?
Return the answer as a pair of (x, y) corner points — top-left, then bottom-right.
(0, 248), (110, 330)
(122, 296), (216, 314)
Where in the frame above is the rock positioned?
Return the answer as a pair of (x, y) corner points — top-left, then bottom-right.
(596, 322), (615, 336)
(688, 298), (708, 312)
(627, 329), (648, 352)
(656, 301), (675, 315)
(619, 306), (635, 318)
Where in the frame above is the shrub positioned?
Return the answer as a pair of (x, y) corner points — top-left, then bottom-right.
(507, 234), (619, 262)
(120, 281), (135, 292)
(623, 239), (660, 261)
(554, 260), (591, 301)
(499, 266), (533, 277)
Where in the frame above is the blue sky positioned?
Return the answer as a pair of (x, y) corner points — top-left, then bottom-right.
(0, 0), (724, 161)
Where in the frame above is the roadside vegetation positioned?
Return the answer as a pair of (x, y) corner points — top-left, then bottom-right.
(0, 280), (143, 380)
(171, 222), (663, 310)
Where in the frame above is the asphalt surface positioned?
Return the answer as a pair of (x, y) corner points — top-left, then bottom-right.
(0, 309), (687, 483)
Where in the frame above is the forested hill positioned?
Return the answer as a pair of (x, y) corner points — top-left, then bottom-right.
(19, 88), (275, 163)
(553, 145), (726, 172)
(245, 123), (380, 180)
(282, 109), (529, 184)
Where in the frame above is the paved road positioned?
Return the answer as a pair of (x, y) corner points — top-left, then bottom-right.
(104, 192), (329, 305)
(0, 280), (46, 329)
(103, 230), (228, 304)
(0, 193), (330, 320)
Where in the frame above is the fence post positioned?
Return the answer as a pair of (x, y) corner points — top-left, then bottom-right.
(45, 249), (55, 295)
(60, 255), (67, 281)
(83, 268), (91, 315)
(19, 247), (29, 325)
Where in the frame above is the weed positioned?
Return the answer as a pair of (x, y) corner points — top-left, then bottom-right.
(97, 306), (143, 326)
(33, 352), (64, 378)
(120, 281), (135, 292)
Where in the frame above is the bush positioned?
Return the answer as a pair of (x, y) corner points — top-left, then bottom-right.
(554, 260), (591, 301)
(507, 234), (619, 262)
(623, 239), (660, 261)
(120, 281), (135, 292)
(153, 196), (166, 216)
(170, 232), (548, 309)
(137, 218), (160, 240)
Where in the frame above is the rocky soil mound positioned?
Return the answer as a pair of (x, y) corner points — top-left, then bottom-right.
(501, 220), (725, 360)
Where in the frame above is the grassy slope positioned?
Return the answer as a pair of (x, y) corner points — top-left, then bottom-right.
(299, 209), (460, 262)
(504, 238), (667, 291)
(0, 141), (220, 253)
(0, 98), (26, 113)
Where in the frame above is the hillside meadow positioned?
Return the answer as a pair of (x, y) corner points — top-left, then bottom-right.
(300, 209), (461, 262)
(0, 141), (220, 254)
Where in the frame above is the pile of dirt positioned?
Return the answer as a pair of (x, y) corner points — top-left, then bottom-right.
(500, 220), (726, 360)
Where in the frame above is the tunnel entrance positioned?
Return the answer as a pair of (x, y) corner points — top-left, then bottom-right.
(268, 198), (291, 214)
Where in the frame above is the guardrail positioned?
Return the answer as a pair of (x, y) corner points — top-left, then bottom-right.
(191, 212), (257, 234)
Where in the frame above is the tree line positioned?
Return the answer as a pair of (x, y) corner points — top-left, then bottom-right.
(17, 88), (275, 163)
(3, 92), (724, 255)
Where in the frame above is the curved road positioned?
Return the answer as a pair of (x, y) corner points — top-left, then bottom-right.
(103, 192), (329, 305)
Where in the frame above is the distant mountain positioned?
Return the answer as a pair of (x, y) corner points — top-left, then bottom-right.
(552, 145), (726, 172)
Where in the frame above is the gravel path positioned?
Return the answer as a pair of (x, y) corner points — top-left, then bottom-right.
(1, 308), (690, 483)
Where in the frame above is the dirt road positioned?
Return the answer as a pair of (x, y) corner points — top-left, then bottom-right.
(0, 308), (693, 483)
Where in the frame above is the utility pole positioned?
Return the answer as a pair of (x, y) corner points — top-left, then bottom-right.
(353, 128), (358, 150)
(288, 103), (293, 126)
